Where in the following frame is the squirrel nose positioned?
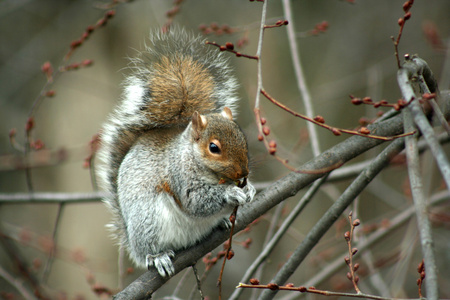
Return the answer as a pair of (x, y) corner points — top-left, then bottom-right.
(236, 167), (249, 179)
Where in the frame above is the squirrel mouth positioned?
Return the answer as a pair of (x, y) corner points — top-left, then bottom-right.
(235, 177), (248, 188)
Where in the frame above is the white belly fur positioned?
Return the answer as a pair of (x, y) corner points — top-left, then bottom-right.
(155, 193), (230, 251)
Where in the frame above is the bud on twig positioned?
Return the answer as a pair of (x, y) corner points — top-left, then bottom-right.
(344, 231), (351, 241)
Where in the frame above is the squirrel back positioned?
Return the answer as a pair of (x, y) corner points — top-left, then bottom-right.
(97, 30), (242, 246)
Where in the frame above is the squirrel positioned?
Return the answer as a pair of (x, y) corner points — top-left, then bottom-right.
(97, 29), (256, 278)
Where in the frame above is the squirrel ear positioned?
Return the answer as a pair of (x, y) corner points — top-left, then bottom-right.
(191, 111), (207, 141)
(221, 107), (233, 121)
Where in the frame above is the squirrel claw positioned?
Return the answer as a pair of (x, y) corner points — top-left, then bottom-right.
(226, 182), (256, 205)
(146, 251), (175, 277)
(219, 218), (232, 230)
(243, 184), (256, 203)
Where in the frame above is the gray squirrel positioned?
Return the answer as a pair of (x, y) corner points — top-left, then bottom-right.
(97, 29), (256, 277)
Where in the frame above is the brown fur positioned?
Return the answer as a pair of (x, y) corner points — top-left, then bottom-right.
(196, 113), (249, 181)
(146, 56), (216, 125)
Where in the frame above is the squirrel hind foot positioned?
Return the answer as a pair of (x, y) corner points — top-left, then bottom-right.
(219, 217), (232, 230)
(146, 250), (175, 277)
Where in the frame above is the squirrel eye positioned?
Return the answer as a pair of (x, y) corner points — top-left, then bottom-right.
(209, 142), (221, 154)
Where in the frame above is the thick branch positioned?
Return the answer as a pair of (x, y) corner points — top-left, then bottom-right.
(403, 107), (439, 300)
(398, 57), (443, 300)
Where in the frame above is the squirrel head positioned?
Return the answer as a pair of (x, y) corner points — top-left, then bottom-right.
(190, 107), (249, 182)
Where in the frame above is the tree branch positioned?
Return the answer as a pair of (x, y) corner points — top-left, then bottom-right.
(399, 57), (443, 300)
(0, 192), (107, 203)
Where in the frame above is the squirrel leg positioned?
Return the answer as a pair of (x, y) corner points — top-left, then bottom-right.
(146, 250), (175, 277)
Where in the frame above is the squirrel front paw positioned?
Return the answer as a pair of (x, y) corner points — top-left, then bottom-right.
(146, 250), (175, 277)
(226, 185), (253, 205)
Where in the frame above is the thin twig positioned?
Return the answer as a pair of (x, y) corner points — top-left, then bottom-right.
(282, 0), (321, 156)
(42, 203), (65, 283)
(218, 206), (238, 300)
(192, 264), (204, 300)
(391, 1), (413, 69)
(238, 283), (424, 300)
(261, 89), (414, 141)
(345, 212), (362, 294)
(205, 41), (258, 60)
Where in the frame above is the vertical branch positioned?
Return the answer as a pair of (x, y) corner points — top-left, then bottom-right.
(42, 203), (65, 283)
(253, 0), (269, 110)
(344, 212), (362, 294)
(217, 206), (238, 300)
(24, 118), (35, 192)
(191, 264), (205, 300)
(252, 0), (269, 153)
(282, 0), (321, 156)
(401, 87), (440, 299)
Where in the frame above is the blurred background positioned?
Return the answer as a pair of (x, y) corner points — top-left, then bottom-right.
(0, 0), (449, 299)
